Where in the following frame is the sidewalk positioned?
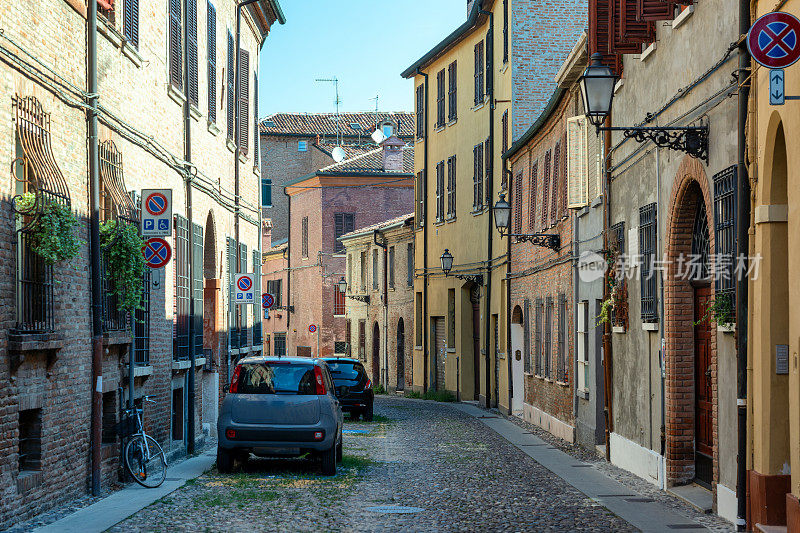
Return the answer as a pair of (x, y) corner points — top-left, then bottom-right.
(450, 402), (711, 533)
(34, 449), (216, 533)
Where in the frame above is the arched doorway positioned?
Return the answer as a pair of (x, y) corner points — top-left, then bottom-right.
(396, 318), (405, 390)
(664, 156), (717, 487)
(372, 322), (380, 386)
(510, 305), (524, 414)
(201, 211), (219, 434)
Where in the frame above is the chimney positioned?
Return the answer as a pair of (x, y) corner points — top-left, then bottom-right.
(381, 136), (405, 172)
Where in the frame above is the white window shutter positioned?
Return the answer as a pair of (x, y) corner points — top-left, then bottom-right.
(566, 116), (588, 208)
(586, 123), (603, 201)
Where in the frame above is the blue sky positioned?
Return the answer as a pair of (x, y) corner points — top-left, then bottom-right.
(258, 0), (465, 116)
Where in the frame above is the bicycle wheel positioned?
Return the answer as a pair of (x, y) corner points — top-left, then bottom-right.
(124, 435), (167, 488)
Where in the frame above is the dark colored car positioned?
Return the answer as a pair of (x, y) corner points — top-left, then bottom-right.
(217, 356), (343, 475)
(321, 358), (374, 421)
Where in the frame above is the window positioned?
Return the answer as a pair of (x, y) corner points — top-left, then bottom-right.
(566, 115), (589, 208)
(474, 41), (484, 105)
(416, 84), (425, 139)
(238, 242), (248, 347)
(99, 0), (115, 25)
(334, 286), (345, 316)
(639, 203), (658, 322)
(415, 293), (423, 346)
(503, 0), (509, 62)
(448, 61), (457, 121)
(274, 333), (286, 357)
(448, 289), (456, 347)
(541, 150), (551, 227)
(174, 215), (191, 361)
(298, 140), (308, 152)
(360, 251), (366, 291)
(134, 270), (151, 365)
(513, 170), (523, 234)
(389, 246), (395, 289)
(557, 294), (567, 382)
(485, 139), (492, 203)
(18, 408), (42, 473)
(528, 161), (538, 230)
(347, 254), (352, 288)
(124, 0), (139, 48)
(485, 34), (492, 95)
(407, 242), (414, 286)
(253, 72), (259, 165)
(713, 166), (737, 308)
(266, 279), (282, 307)
(187, 0), (198, 107)
(435, 160), (445, 222)
(172, 388), (184, 441)
(358, 320), (366, 360)
(523, 299), (531, 373)
(301, 216), (308, 258)
(206, 1), (216, 121)
(372, 249), (379, 290)
(534, 298), (543, 375)
(415, 170), (425, 228)
(577, 301), (588, 392)
(447, 155), (457, 218)
(169, 0), (183, 91)
(551, 141), (561, 226)
(473, 143), (484, 210)
(102, 391), (118, 444)
(261, 177), (272, 207)
(544, 296), (553, 379)
(436, 69), (446, 128)
(238, 49), (249, 154)
(334, 213), (355, 253)
(345, 320), (352, 355)
(383, 124), (394, 137)
(334, 341), (347, 355)
(226, 237), (239, 348)
(226, 30), (234, 140)
(502, 110), (509, 154)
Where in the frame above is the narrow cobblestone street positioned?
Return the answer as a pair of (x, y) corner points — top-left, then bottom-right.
(110, 397), (634, 532)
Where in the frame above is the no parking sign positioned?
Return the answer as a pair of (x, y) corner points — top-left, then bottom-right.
(234, 273), (255, 304)
(141, 189), (172, 236)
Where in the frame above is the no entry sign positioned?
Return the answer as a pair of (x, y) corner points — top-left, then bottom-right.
(748, 12), (800, 68)
(141, 189), (172, 237)
(234, 273), (255, 304)
(142, 237), (172, 269)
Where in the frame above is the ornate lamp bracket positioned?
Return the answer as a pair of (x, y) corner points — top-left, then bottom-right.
(448, 273), (484, 285)
(345, 294), (370, 304)
(602, 125), (709, 164)
(503, 232), (561, 251)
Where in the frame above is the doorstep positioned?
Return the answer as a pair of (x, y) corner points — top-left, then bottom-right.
(755, 525), (787, 533)
(668, 483), (713, 514)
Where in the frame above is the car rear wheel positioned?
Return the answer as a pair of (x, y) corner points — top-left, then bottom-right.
(364, 403), (374, 421)
(217, 447), (234, 474)
(320, 444), (337, 476)
(336, 435), (343, 463)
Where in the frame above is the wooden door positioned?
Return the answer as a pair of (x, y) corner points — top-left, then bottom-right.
(372, 322), (380, 385)
(396, 319), (405, 390)
(432, 317), (446, 391)
(694, 285), (713, 487)
(471, 290), (481, 400)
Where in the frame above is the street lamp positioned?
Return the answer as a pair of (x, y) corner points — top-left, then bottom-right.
(338, 276), (347, 295)
(492, 193), (561, 251)
(578, 53), (709, 162)
(440, 249), (483, 285)
(337, 276), (370, 304)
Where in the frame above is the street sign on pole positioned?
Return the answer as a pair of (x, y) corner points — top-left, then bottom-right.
(262, 293), (275, 309)
(309, 324), (317, 333)
(234, 273), (255, 304)
(771, 69), (786, 105)
(748, 12), (800, 68)
(141, 189), (172, 236)
(142, 237), (172, 269)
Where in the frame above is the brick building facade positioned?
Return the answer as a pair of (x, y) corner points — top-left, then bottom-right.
(340, 214), (415, 391)
(282, 138), (414, 359)
(0, 0), (281, 527)
(260, 222), (288, 356)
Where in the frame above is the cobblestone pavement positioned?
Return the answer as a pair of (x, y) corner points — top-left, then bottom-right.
(110, 397), (636, 532)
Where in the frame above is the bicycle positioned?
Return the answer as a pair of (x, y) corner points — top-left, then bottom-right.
(122, 395), (167, 488)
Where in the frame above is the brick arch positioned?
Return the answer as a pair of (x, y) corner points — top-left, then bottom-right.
(663, 155), (718, 488)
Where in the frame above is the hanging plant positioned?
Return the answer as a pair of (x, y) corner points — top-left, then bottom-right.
(694, 293), (734, 328)
(14, 192), (82, 265)
(596, 247), (621, 327)
(100, 220), (146, 312)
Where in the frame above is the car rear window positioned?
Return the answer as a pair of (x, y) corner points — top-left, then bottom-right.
(234, 362), (316, 394)
(327, 361), (367, 383)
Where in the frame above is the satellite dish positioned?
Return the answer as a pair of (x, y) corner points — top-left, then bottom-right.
(371, 129), (387, 144)
(332, 146), (346, 163)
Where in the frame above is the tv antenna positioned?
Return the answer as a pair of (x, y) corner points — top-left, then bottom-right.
(316, 76), (342, 146)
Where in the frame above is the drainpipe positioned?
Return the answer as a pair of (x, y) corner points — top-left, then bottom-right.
(573, 194), (579, 420)
(505, 162), (512, 411)
(480, 8), (495, 408)
(184, 0), (196, 456)
(656, 145), (665, 463)
(374, 230), (388, 389)
(735, 0), (751, 526)
(417, 67), (429, 393)
(601, 119), (614, 461)
(87, 0), (102, 497)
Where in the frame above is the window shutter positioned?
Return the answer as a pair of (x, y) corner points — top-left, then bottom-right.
(619, 0), (655, 42)
(637, 0), (675, 22)
(587, 120), (603, 201)
(334, 214), (344, 252)
(528, 161), (538, 230)
(611, 0), (649, 53)
(551, 142), (560, 225)
(187, 0), (198, 107)
(485, 34), (492, 95)
(239, 49), (249, 154)
(124, 0), (139, 48)
(169, 0), (182, 90)
(437, 70), (445, 127)
(473, 145), (479, 210)
(484, 139), (491, 205)
(541, 150), (551, 227)
(523, 299), (530, 374)
(566, 116), (588, 208)
(192, 223), (204, 356)
(448, 62), (457, 121)
(589, 0), (622, 73)
(207, 2), (216, 122)
(226, 31), (234, 140)
(345, 213), (355, 234)
(253, 72), (259, 164)
(513, 171), (523, 234)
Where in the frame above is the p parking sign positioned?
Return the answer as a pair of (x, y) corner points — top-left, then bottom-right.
(234, 273), (255, 304)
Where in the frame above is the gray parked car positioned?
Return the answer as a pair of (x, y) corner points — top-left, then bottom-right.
(217, 355), (343, 475)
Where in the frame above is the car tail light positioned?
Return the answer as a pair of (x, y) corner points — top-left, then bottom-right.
(229, 365), (242, 393)
(225, 428), (237, 440)
(313, 365), (326, 395)
(364, 378), (372, 390)
(314, 431), (324, 441)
